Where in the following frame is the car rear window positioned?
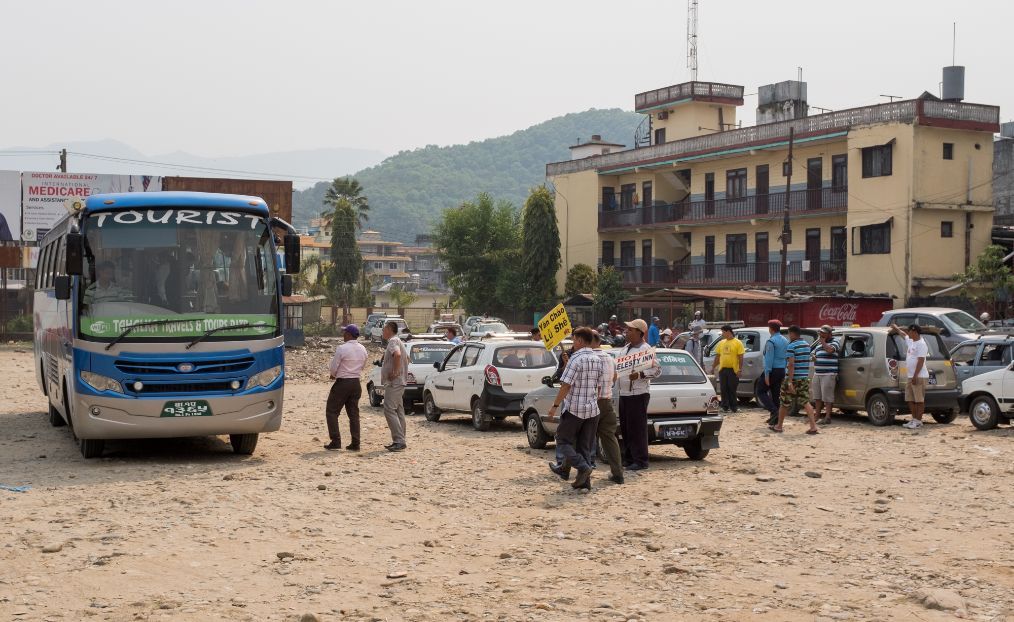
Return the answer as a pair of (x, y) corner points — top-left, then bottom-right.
(476, 323), (508, 333)
(492, 346), (556, 369)
(887, 334), (948, 360)
(655, 351), (708, 384)
(410, 344), (454, 364)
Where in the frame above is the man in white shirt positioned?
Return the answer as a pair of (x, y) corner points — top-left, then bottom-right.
(324, 325), (368, 450)
(890, 322), (930, 429)
(688, 310), (706, 332)
(618, 319), (662, 471)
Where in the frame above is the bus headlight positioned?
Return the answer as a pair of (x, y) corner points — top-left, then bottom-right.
(81, 371), (123, 394)
(247, 366), (282, 389)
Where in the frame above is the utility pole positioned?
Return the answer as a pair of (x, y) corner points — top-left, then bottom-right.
(779, 127), (794, 296)
(57, 149), (67, 173)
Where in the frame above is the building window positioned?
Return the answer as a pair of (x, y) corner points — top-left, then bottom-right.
(373, 262), (383, 269)
(725, 234), (747, 265)
(861, 144), (893, 178)
(602, 187), (616, 211)
(602, 241), (614, 266)
(856, 222), (891, 254)
(941, 221), (954, 238)
(620, 184), (636, 210)
(831, 155), (848, 191)
(642, 181), (653, 208)
(654, 127), (666, 145)
(389, 262), (398, 270)
(620, 241), (636, 266)
(704, 173), (715, 215)
(943, 143), (954, 160)
(831, 227), (847, 262)
(726, 168), (747, 200)
(642, 239), (652, 264)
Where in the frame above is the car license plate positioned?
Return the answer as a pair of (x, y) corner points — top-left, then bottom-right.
(928, 371), (937, 386)
(660, 424), (692, 440)
(160, 400), (213, 418)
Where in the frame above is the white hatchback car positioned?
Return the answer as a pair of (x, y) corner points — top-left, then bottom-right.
(422, 340), (558, 430)
(959, 363), (1014, 430)
(367, 340), (456, 411)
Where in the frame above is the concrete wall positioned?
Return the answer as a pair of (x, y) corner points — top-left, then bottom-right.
(652, 101), (739, 141)
(552, 169), (601, 293)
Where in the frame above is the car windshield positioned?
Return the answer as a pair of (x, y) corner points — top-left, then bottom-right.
(410, 343), (454, 364)
(655, 350), (708, 384)
(476, 322), (508, 333)
(944, 311), (986, 332)
(80, 209), (278, 341)
(492, 346), (556, 369)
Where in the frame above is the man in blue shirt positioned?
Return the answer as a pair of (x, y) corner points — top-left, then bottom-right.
(770, 325), (819, 435)
(759, 320), (788, 426)
(647, 317), (661, 347)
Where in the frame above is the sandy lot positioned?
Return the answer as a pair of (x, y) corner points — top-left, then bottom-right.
(1, 344), (1012, 622)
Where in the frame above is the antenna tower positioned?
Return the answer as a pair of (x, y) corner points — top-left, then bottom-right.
(687, 0), (698, 81)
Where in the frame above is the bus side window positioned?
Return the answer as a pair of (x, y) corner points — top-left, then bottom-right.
(41, 244), (53, 288)
(35, 246), (46, 289)
(54, 239), (66, 280)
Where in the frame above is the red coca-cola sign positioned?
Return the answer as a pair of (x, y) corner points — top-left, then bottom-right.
(818, 303), (859, 324)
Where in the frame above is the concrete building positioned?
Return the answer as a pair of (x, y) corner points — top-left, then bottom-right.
(547, 76), (1000, 304)
(994, 122), (1014, 222)
(358, 230), (411, 283)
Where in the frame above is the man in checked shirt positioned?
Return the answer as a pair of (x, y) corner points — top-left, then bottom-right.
(547, 326), (604, 491)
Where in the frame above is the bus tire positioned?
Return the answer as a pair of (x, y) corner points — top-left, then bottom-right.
(230, 433), (259, 455)
(49, 402), (66, 427)
(79, 438), (105, 459)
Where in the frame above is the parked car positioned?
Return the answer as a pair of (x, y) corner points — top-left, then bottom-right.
(428, 321), (463, 336)
(702, 326), (818, 404)
(873, 307), (996, 350)
(363, 312), (389, 333)
(422, 340), (558, 430)
(462, 315), (503, 335)
(949, 336), (1014, 384)
(370, 316), (408, 344)
(958, 364), (1014, 430)
(521, 348), (722, 460)
(367, 340), (456, 411)
(826, 327), (959, 426)
(467, 321), (510, 340)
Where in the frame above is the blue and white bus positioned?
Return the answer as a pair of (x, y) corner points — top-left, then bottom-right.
(33, 192), (300, 458)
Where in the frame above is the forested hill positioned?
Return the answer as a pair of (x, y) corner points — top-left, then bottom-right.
(292, 108), (641, 241)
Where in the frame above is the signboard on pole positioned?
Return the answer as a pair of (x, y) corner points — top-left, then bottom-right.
(537, 303), (572, 350)
(0, 171), (21, 242)
(21, 172), (162, 241)
(615, 347), (657, 375)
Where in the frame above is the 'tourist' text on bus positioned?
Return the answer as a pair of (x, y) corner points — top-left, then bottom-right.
(33, 192), (301, 458)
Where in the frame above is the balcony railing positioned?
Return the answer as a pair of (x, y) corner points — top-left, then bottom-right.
(599, 187), (846, 230)
(604, 259), (847, 289)
(635, 81), (745, 111)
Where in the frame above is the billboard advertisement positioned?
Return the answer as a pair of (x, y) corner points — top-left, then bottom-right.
(21, 172), (162, 241)
(0, 170), (20, 242)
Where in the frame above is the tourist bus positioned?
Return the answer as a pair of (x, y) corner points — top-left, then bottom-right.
(33, 192), (301, 458)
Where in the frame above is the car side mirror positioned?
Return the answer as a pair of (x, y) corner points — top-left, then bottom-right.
(940, 328), (950, 337)
(283, 234), (301, 274)
(541, 375), (554, 387)
(433, 362), (441, 370)
(54, 275), (71, 300)
(65, 233), (84, 276)
(281, 274), (293, 297)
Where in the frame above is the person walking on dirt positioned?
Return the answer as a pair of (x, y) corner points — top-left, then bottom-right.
(889, 322), (930, 429)
(711, 325), (745, 413)
(324, 325), (368, 451)
(592, 330), (623, 484)
(547, 327), (604, 490)
(759, 320), (788, 426)
(381, 321), (410, 451)
(770, 325), (819, 435)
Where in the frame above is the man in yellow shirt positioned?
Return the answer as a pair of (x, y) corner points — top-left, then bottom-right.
(710, 324), (745, 413)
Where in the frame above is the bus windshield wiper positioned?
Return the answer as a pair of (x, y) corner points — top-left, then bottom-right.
(186, 322), (276, 350)
(105, 319), (186, 351)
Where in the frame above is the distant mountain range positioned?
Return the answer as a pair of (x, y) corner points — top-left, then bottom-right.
(0, 139), (386, 187)
(293, 108), (641, 241)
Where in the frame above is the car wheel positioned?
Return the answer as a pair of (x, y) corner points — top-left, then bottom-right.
(403, 396), (415, 414)
(969, 395), (1000, 431)
(471, 399), (491, 431)
(79, 438), (105, 459)
(230, 433), (259, 455)
(423, 393), (441, 422)
(684, 439), (710, 461)
(865, 392), (894, 427)
(525, 412), (549, 449)
(367, 383), (382, 407)
(930, 411), (957, 424)
(48, 401), (66, 427)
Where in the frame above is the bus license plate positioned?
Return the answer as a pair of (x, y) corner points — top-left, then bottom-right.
(160, 400), (213, 418)
(660, 424), (692, 440)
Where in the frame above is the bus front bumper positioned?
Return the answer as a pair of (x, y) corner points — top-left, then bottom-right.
(71, 388), (284, 440)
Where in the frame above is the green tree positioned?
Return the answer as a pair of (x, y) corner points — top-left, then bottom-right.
(388, 284), (419, 308)
(327, 198), (362, 322)
(564, 263), (598, 298)
(520, 186), (561, 311)
(954, 244), (1014, 317)
(593, 266), (627, 322)
(433, 192), (521, 314)
(322, 177), (370, 231)
(351, 272), (375, 307)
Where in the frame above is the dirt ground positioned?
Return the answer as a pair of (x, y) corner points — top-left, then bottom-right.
(1, 343), (1012, 622)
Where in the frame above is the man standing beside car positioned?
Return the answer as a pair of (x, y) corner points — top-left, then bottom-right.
(381, 321), (410, 451)
(889, 323), (929, 429)
(547, 327), (604, 490)
(812, 325), (841, 426)
(324, 325), (368, 451)
(618, 319), (662, 471)
(711, 325), (745, 413)
(770, 325), (819, 435)
(759, 320), (788, 426)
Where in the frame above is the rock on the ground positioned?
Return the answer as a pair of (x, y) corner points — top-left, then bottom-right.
(914, 588), (965, 612)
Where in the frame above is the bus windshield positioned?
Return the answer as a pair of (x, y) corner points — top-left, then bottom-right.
(79, 209), (279, 342)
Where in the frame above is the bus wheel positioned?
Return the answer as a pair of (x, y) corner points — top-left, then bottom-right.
(79, 438), (105, 459)
(230, 433), (259, 455)
(49, 402), (66, 427)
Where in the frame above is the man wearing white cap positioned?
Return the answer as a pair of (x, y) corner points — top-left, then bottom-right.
(618, 318), (662, 471)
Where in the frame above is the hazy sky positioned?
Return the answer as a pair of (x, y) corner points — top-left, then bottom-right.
(1, 0), (1010, 157)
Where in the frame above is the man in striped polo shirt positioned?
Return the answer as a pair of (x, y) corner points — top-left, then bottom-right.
(811, 324), (840, 426)
(770, 325), (819, 435)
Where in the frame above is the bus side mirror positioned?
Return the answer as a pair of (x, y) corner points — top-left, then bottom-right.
(281, 274), (293, 297)
(54, 275), (71, 300)
(65, 233), (84, 276)
(284, 234), (301, 274)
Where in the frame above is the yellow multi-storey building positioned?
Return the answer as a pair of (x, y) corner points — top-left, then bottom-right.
(548, 79), (1000, 304)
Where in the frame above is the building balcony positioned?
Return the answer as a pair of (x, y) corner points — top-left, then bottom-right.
(603, 259), (846, 289)
(599, 187), (846, 231)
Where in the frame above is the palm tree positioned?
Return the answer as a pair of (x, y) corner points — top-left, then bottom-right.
(322, 177), (370, 231)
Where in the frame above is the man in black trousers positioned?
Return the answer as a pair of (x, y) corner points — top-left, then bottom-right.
(324, 325), (369, 451)
(617, 319), (661, 471)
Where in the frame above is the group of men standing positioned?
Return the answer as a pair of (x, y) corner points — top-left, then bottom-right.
(546, 319), (661, 490)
